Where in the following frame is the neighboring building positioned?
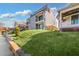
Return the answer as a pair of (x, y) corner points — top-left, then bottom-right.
(0, 22), (7, 34)
(14, 21), (28, 30)
(0, 22), (5, 31)
(59, 3), (79, 31)
(26, 5), (59, 30)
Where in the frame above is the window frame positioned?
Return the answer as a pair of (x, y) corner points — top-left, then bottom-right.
(71, 14), (79, 24)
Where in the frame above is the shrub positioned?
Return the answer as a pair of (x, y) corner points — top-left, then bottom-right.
(47, 25), (59, 31)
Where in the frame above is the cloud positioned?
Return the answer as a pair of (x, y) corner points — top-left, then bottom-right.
(0, 13), (15, 18)
(0, 10), (32, 18)
(15, 10), (32, 15)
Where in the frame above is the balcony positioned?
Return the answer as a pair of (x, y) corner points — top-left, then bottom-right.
(35, 20), (44, 24)
(61, 23), (79, 28)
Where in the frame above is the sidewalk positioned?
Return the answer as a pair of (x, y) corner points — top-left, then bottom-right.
(0, 35), (13, 56)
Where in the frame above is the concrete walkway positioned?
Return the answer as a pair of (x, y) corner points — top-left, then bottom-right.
(0, 35), (13, 56)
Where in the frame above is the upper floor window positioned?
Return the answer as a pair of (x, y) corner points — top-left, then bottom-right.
(36, 16), (38, 22)
(36, 15), (43, 22)
(39, 15), (43, 21)
(71, 14), (79, 24)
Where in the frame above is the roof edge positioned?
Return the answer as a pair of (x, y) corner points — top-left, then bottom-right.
(58, 3), (71, 12)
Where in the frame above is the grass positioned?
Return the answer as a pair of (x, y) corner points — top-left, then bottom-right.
(13, 30), (79, 56)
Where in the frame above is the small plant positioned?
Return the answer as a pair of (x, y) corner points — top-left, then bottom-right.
(15, 26), (20, 36)
(47, 25), (59, 31)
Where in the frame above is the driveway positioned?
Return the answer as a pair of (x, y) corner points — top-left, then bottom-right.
(0, 35), (13, 56)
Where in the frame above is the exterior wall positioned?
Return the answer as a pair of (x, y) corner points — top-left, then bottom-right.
(62, 27), (79, 31)
(45, 9), (58, 29)
(28, 16), (36, 29)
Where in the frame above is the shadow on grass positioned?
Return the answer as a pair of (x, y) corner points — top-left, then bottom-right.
(21, 31), (79, 56)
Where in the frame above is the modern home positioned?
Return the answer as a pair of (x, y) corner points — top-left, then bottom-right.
(26, 5), (59, 30)
(59, 3), (79, 31)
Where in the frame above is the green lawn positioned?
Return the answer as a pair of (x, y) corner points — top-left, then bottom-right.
(13, 30), (79, 56)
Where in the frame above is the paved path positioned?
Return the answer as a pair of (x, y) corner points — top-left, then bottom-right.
(0, 35), (13, 56)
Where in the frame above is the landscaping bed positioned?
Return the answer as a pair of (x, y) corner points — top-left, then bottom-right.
(13, 30), (79, 56)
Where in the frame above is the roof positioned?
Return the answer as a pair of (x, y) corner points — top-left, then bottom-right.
(30, 4), (49, 17)
(58, 3), (79, 12)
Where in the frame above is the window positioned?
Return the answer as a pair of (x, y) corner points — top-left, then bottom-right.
(36, 15), (43, 22)
(71, 14), (79, 24)
(36, 16), (38, 22)
(36, 24), (40, 29)
(36, 24), (44, 29)
(39, 15), (43, 21)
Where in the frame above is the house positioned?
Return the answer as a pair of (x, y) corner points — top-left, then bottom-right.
(26, 5), (59, 30)
(59, 3), (79, 31)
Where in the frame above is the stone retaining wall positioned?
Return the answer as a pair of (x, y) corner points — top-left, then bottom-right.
(5, 35), (25, 56)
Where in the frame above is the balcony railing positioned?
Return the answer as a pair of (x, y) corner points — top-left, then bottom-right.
(35, 20), (44, 24)
(61, 23), (79, 28)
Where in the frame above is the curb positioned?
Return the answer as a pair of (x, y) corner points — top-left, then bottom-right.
(6, 36), (25, 56)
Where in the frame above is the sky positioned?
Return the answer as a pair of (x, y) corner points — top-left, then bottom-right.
(0, 3), (67, 27)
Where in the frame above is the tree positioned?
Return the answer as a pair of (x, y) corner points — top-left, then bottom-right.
(15, 26), (20, 36)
